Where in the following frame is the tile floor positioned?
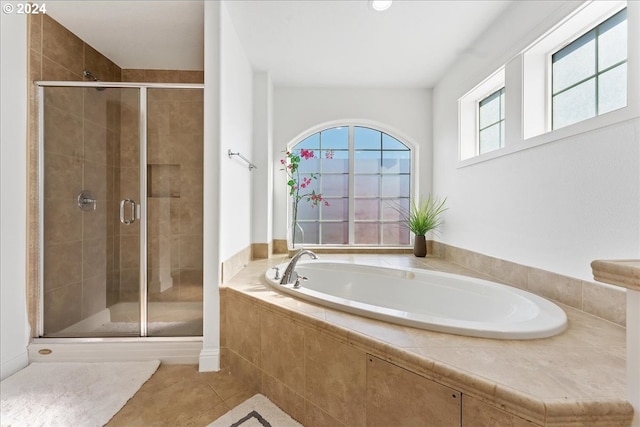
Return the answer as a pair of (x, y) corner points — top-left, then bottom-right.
(106, 364), (255, 427)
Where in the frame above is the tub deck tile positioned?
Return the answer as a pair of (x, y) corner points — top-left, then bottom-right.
(224, 254), (632, 426)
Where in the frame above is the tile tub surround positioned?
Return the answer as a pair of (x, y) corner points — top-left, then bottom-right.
(432, 242), (627, 326)
(222, 255), (632, 427)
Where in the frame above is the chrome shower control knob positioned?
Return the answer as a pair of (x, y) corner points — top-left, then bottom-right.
(77, 190), (97, 211)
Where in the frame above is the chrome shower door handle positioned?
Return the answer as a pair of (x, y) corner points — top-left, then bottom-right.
(120, 198), (137, 225)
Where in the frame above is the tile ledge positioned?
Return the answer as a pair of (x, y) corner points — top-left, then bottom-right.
(591, 259), (640, 291)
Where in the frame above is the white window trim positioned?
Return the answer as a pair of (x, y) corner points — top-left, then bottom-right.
(524, 0), (628, 140)
(458, 0), (639, 168)
(285, 119), (419, 247)
(458, 68), (505, 161)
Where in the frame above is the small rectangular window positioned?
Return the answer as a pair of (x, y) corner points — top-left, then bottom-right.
(552, 8), (627, 130)
(478, 87), (505, 154)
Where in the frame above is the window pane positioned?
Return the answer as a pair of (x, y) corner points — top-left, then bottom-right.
(299, 222), (319, 244)
(479, 90), (501, 128)
(599, 9), (627, 70)
(553, 79), (596, 129)
(297, 201), (319, 221)
(479, 123), (501, 154)
(382, 223), (410, 245)
(321, 174), (348, 197)
(321, 149), (348, 173)
(354, 150), (381, 174)
(295, 174), (319, 194)
(355, 222), (379, 245)
(355, 198), (379, 220)
(381, 175), (410, 198)
(322, 198), (348, 220)
(382, 150), (410, 174)
(297, 133), (320, 150)
(321, 222), (348, 244)
(382, 198), (409, 221)
(382, 134), (408, 150)
(297, 155), (319, 173)
(320, 127), (348, 150)
(599, 64), (627, 114)
(354, 175), (379, 197)
(354, 127), (381, 149)
(553, 31), (596, 93)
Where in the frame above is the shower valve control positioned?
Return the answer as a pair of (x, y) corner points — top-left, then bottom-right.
(77, 190), (97, 211)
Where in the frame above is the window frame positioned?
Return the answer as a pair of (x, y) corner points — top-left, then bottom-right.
(286, 122), (417, 247)
(478, 86), (506, 155)
(458, 67), (506, 162)
(550, 7), (628, 130)
(458, 0), (636, 168)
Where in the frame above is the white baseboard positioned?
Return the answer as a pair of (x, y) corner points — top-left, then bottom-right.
(198, 348), (220, 372)
(1, 350), (29, 380)
(28, 339), (202, 365)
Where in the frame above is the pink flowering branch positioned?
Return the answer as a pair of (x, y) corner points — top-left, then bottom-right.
(281, 149), (330, 244)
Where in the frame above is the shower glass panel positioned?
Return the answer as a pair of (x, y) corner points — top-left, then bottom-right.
(146, 88), (203, 337)
(41, 86), (142, 337)
(40, 83), (203, 338)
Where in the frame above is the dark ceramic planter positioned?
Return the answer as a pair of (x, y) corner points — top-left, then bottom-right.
(413, 235), (427, 257)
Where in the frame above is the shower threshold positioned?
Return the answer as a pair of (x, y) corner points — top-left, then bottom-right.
(29, 301), (204, 364)
(28, 336), (203, 364)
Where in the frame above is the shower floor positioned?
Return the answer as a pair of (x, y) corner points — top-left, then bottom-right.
(53, 301), (203, 338)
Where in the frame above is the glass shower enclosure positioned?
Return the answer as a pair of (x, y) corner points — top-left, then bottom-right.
(37, 82), (204, 338)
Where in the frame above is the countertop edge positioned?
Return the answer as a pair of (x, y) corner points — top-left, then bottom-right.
(591, 259), (640, 291)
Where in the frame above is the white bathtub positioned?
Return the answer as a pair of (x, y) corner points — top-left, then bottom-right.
(264, 260), (568, 339)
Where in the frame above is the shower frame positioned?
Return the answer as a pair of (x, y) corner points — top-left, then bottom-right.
(35, 80), (205, 339)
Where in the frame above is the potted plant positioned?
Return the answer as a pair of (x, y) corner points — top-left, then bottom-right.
(398, 195), (447, 257)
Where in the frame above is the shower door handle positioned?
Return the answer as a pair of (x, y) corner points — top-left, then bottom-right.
(120, 199), (137, 225)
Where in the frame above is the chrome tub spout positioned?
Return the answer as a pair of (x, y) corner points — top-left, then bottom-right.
(280, 250), (318, 285)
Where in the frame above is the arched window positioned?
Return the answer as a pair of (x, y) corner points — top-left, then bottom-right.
(287, 125), (412, 246)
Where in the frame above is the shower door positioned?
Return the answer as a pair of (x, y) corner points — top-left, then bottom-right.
(40, 85), (143, 337)
(40, 84), (204, 338)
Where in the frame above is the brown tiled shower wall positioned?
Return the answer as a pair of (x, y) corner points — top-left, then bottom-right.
(26, 13), (203, 334)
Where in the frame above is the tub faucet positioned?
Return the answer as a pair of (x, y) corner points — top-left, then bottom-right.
(280, 249), (318, 285)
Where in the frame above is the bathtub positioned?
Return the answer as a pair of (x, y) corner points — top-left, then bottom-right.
(264, 260), (568, 339)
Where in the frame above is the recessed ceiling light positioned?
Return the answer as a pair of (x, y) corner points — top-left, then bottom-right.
(369, 0), (393, 12)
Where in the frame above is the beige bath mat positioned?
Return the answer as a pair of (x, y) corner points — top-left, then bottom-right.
(0, 360), (159, 427)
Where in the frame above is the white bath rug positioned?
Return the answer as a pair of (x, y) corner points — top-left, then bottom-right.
(0, 360), (160, 427)
(208, 394), (303, 427)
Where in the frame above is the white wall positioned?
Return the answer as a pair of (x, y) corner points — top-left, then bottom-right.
(219, 2), (254, 261)
(433, 1), (640, 281)
(252, 72), (273, 246)
(272, 87), (432, 239)
(200, 0), (222, 372)
(1, 12), (30, 380)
